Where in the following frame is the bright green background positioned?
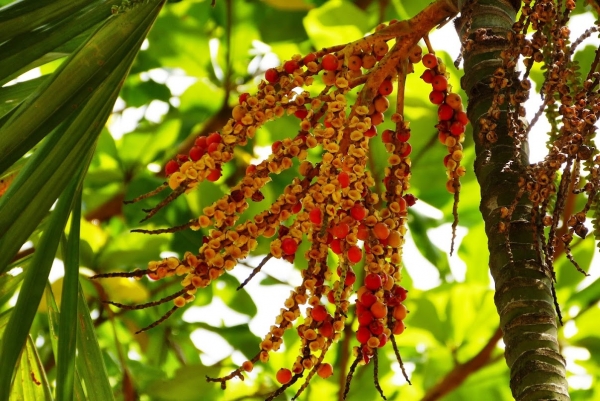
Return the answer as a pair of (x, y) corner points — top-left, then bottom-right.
(0, 0), (599, 400)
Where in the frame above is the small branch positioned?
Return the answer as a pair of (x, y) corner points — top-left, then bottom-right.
(421, 326), (503, 401)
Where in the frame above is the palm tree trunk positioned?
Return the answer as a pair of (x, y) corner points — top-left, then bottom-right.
(458, 0), (570, 399)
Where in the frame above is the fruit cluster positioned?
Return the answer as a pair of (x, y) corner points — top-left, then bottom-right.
(94, 2), (467, 399)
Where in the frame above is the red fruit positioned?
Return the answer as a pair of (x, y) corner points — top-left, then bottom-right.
(284, 60), (298, 74)
(317, 363), (333, 379)
(322, 54), (338, 71)
(420, 69), (435, 83)
(238, 92), (249, 105)
(265, 68), (279, 83)
(429, 90), (445, 105)
(231, 190), (244, 202)
(345, 269), (356, 286)
(382, 129), (394, 143)
(312, 305), (328, 322)
(347, 245), (362, 264)
(207, 142), (219, 154)
(303, 53), (317, 64)
(378, 79), (393, 96)
(292, 202), (302, 214)
(445, 92), (463, 110)
(350, 204), (367, 221)
(195, 136), (207, 148)
(365, 273), (382, 290)
(330, 238), (342, 255)
(400, 143), (412, 157)
(369, 320), (384, 336)
(438, 104), (454, 121)
(282, 238), (298, 255)
(272, 140), (282, 154)
(309, 208), (322, 225)
(177, 154), (189, 163)
(206, 168), (222, 182)
(364, 125), (377, 138)
(294, 107), (308, 119)
(332, 223), (350, 239)
(276, 368), (292, 384)
(357, 224), (369, 240)
(356, 326), (371, 344)
(450, 121), (466, 136)
(165, 160), (179, 175)
(338, 171), (350, 188)
(246, 164), (256, 175)
(373, 222), (390, 240)
(189, 146), (205, 161)
(358, 310), (374, 326)
(397, 130), (410, 142)
(394, 286), (408, 302)
(403, 193), (417, 206)
(422, 53), (438, 68)
(432, 75), (448, 91)
(319, 321), (334, 338)
(378, 333), (388, 347)
(206, 132), (221, 145)
(456, 110), (469, 125)
(360, 291), (377, 307)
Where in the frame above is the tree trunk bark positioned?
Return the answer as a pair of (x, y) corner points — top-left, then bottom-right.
(458, 0), (570, 400)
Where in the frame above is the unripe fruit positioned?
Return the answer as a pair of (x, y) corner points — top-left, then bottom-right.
(265, 68), (279, 83)
(432, 75), (448, 91)
(347, 55), (362, 71)
(362, 54), (376, 69)
(388, 230), (402, 247)
(374, 96), (389, 113)
(378, 79), (393, 96)
(393, 303), (408, 320)
(373, 222), (390, 240)
(429, 90), (445, 105)
(408, 44), (422, 63)
(322, 54), (338, 71)
(276, 368), (292, 384)
(438, 104), (454, 121)
(165, 160), (179, 175)
(317, 363), (333, 379)
(312, 305), (328, 321)
(370, 112), (384, 126)
(347, 245), (362, 263)
(392, 320), (405, 335)
(445, 93), (463, 110)
(370, 301), (387, 319)
(281, 238), (298, 255)
(242, 361), (254, 372)
(422, 53), (438, 68)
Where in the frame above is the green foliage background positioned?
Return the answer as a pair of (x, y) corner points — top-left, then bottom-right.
(0, 0), (599, 400)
